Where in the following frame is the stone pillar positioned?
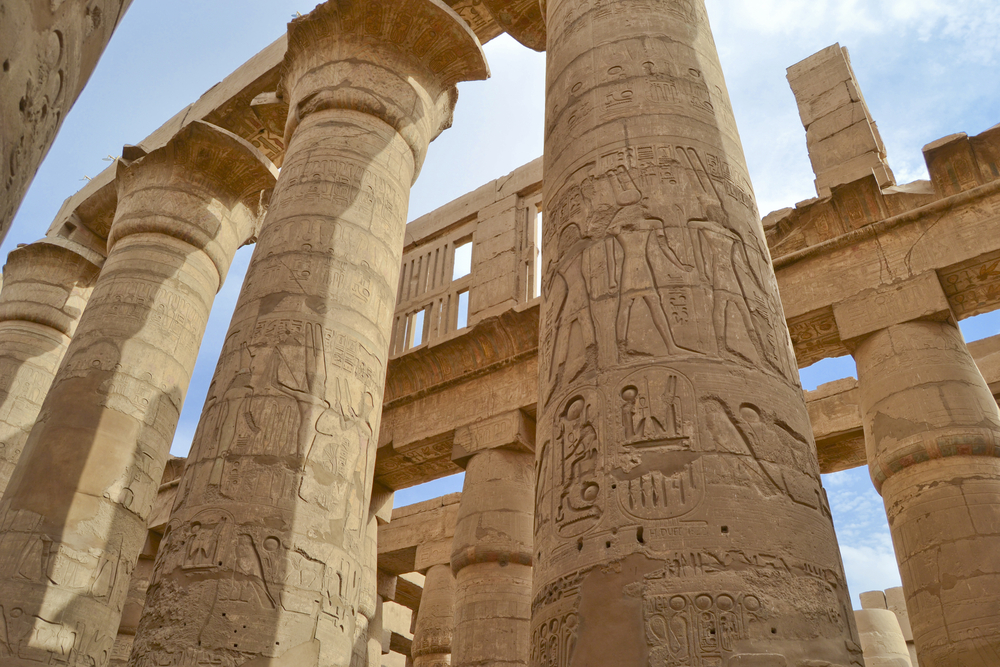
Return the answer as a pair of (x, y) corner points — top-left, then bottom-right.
(451, 413), (534, 667)
(354, 512), (380, 667)
(853, 319), (1000, 665)
(109, 534), (157, 666)
(412, 564), (456, 667)
(1, 0), (134, 240)
(0, 120), (276, 666)
(534, 0), (862, 664)
(0, 237), (101, 495)
(854, 609), (913, 667)
(129, 4), (487, 665)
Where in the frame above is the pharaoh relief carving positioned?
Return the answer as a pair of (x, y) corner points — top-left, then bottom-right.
(541, 145), (797, 406)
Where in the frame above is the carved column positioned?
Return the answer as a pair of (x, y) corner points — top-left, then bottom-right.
(853, 319), (1000, 665)
(412, 564), (456, 667)
(1, 0), (134, 239)
(451, 413), (534, 667)
(0, 238), (101, 495)
(353, 512), (380, 667)
(0, 120), (276, 666)
(854, 609), (913, 667)
(534, 0), (862, 664)
(129, 3), (487, 665)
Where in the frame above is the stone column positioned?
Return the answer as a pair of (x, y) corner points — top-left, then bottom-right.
(0, 237), (101, 495)
(129, 3), (488, 666)
(853, 319), (1000, 665)
(109, 535), (157, 666)
(1, 0), (134, 239)
(854, 609), (913, 667)
(451, 413), (534, 667)
(412, 564), (456, 667)
(0, 120), (276, 666)
(534, 0), (862, 664)
(353, 512), (380, 667)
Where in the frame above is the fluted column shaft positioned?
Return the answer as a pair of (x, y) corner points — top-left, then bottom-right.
(452, 449), (533, 667)
(855, 320), (1000, 666)
(0, 239), (100, 495)
(413, 564), (456, 667)
(0, 121), (275, 667)
(534, 0), (861, 664)
(129, 3), (487, 665)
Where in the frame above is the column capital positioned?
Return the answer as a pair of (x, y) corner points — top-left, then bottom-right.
(111, 120), (278, 284)
(279, 0), (489, 179)
(482, 0), (546, 51)
(0, 237), (101, 336)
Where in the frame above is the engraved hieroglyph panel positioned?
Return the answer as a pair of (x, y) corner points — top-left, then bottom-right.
(534, 0), (861, 662)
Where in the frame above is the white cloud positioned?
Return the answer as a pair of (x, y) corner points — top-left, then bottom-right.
(840, 542), (903, 604)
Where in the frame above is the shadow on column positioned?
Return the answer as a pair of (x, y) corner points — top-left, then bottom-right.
(0, 120), (276, 666)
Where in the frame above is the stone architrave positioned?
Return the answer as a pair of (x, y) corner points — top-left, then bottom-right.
(0, 120), (277, 666)
(412, 564), (457, 667)
(451, 447), (534, 667)
(533, 0), (863, 664)
(853, 320), (1000, 665)
(0, 238), (101, 495)
(128, 3), (488, 665)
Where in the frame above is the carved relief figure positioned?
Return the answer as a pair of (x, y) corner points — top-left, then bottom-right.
(617, 369), (695, 449)
(605, 166), (697, 358)
(546, 224), (598, 390)
(703, 398), (822, 510)
(554, 392), (603, 537)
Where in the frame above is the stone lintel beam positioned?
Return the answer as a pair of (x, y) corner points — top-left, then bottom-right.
(379, 494), (461, 575)
(390, 630), (414, 657)
(394, 572), (425, 612)
(0, 120), (276, 667)
(377, 304), (538, 490)
(480, 0), (546, 51)
(451, 407), (535, 466)
(807, 378), (866, 474)
(770, 191), (1000, 366)
(46, 36), (287, 249)
(832, 270), (953, 347)
(769, 126), (1000, 368)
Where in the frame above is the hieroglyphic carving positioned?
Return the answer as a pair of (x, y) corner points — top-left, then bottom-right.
(132, 4), (487, 664)
(786, 307), (845, 368)
(530, 608), (580, 667)
(940, 247), (1000, 318)
(536, 1), (859, 661)
(550, 390), (604, 538)
(541, 145), (796, 407)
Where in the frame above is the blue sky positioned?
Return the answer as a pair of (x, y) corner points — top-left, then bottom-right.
(6, 0), (1000, 608)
